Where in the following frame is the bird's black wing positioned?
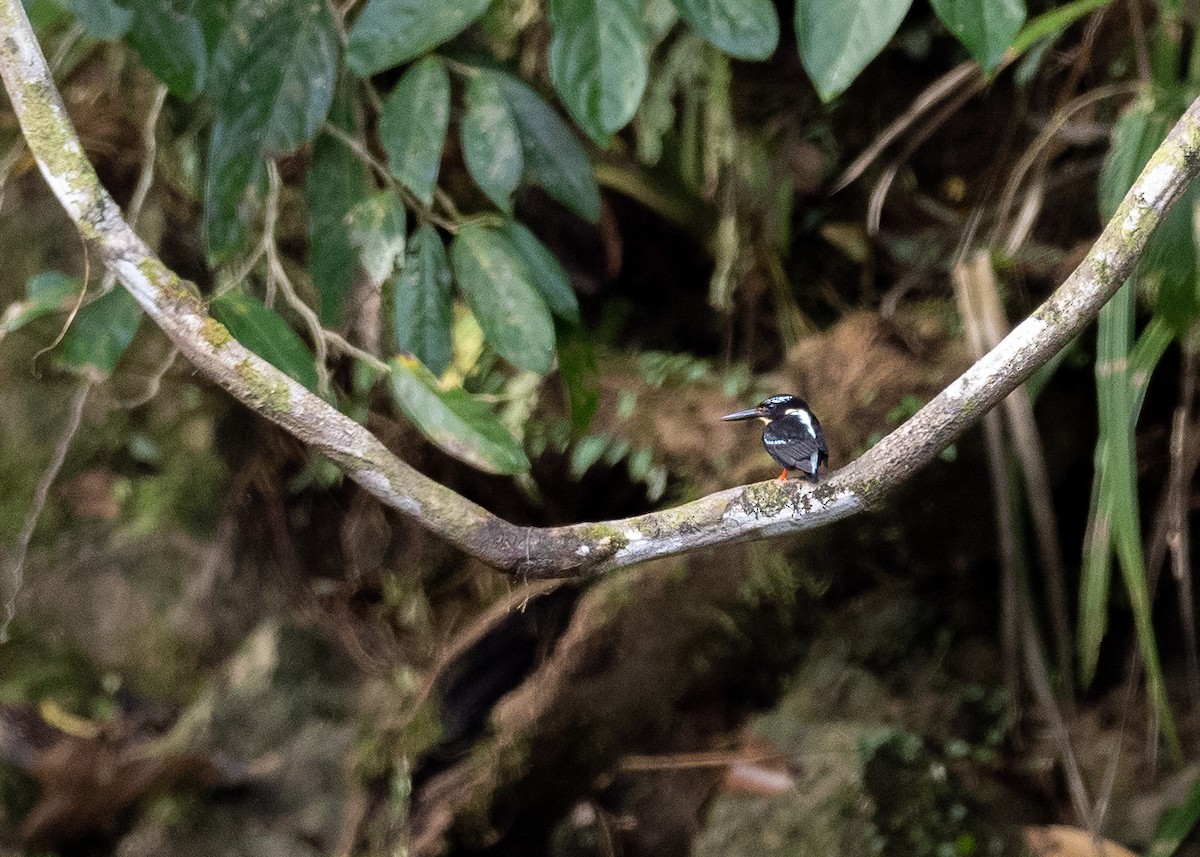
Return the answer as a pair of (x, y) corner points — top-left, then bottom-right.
(762, 414), (826, 473)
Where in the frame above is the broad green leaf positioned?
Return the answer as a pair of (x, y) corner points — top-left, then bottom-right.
(194, 0), (236, 53)
(388, 356), (530, 474)
(556, 325), (600, 432)
(492, 71), (601, 222)
(462, 73), (523, 213)
(501, 220), (579, 323)
(69, 0), (132, 40)
(204, 123), (267, 260)
(307, 85), (367, 325)
(794, 0), (913, 101)
(348, 190), (408, 288)
(379, 56), (450, 207)
(60, 287), (143, 376)
(393, 223), (453, 375)
(450, 223), (555, 373)
(929, 0), (1024, 72)
(345, 0), (491, 76)
(548, 0), (648, 143)
(670, 0), (779, 60)
(204, 0), (339, 258)
(2, 271), (80, 334)
(210, 289), (320, 393)
(124, 0), (208, 99)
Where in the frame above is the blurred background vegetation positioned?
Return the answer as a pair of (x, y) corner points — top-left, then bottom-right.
(4, 0), (1200, 854)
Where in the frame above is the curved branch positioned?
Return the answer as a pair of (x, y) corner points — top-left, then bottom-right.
(3, 2), (1199, 577)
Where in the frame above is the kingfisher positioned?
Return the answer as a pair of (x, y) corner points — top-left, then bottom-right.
(722, 394), (829, 483)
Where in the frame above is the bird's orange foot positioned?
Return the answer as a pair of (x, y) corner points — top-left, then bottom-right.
(777, 469), (788, 482)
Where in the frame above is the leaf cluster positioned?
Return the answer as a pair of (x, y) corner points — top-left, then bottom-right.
(11, 0), (1051, 480)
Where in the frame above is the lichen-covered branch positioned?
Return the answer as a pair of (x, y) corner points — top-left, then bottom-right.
(3, 0), (1200, 579)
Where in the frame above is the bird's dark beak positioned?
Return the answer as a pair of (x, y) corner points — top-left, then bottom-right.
(721, 408), (762, 422)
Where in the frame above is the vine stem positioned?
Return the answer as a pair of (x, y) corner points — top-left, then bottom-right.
(3, 0), (1200, 578)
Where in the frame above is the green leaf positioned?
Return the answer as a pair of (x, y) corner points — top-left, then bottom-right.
(204, 124), (267, 260)
(1010, 0), (1112, 57)
(556, 325), (600, 432)
(59, 287), (143, 376)
(345, 0), (491, 76)
(68, 0), (132, 40)
(124, 0), (208, 99)
(2, 271), (80, 334)
(379, 56), (450, 207)
(348, 190), (408, 288)
(1080, 281), (1178, 750)
(210, 289), (320, 393)
(388, 356), (530, 474)
(204, 0), (340, 258)
(1100, 92), (1200, 334)
(461, 73), (523, 213)
(1149, 774), (1200, 857)
(548, 0), (648, 143)
(492, 70), (601, 222)
(26, 1), (70, 32)
(450, 223), (555, 373)
(307, 85), (367, 325)
(1099, 93), (1160, 222)
(670, 0), (779, 60)
(501, 220), (579, 323)
(393, 223), (453, 375)
(794, 0), (914, 101)
(929, 0), (1024, 72)
(194, 0), (236, 53)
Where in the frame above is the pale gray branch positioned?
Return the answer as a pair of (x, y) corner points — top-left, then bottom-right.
(4, 0), (1200, 579)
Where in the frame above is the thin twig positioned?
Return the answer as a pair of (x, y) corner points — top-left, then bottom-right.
(1020, 591), (1095, 831)
(324, 121), (390, 183)
(116, 346), (178, 409)
(831, 61), (983, 194)
(993, 83), (1139, 249)
(322, 327), (389, 375)
(1168, 333), (1200, 699)
(261, 164), (283, 308)
(322, 122), (457, 232)
(953, 253), (1023, 723)
(957, 251), (1073, 692)
(866, 80), (984, 235)
(389, 578), (568, 730)
(264, 163), (332, 397)
(242, 163), (386, 386)
(2, 379), (91, 642)
(128, 85), (166, 226)
(1127, 0), (1152, 84)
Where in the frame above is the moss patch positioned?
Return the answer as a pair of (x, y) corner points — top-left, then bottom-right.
(200, 317), (232, 349)
(234, 359), (291, 415)
(582, 524), (629, 556)
(138, 258), (202, 306)
(739, 481), (793, 518)
(17, 80), (82, 185)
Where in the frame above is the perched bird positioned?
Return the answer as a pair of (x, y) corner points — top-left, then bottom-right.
(722, 394), (829, 483)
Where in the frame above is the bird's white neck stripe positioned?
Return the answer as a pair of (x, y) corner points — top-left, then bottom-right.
(785, 408), (815, 433)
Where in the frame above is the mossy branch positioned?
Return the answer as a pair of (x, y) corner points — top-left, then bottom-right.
(3, 0), (1200, 578)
